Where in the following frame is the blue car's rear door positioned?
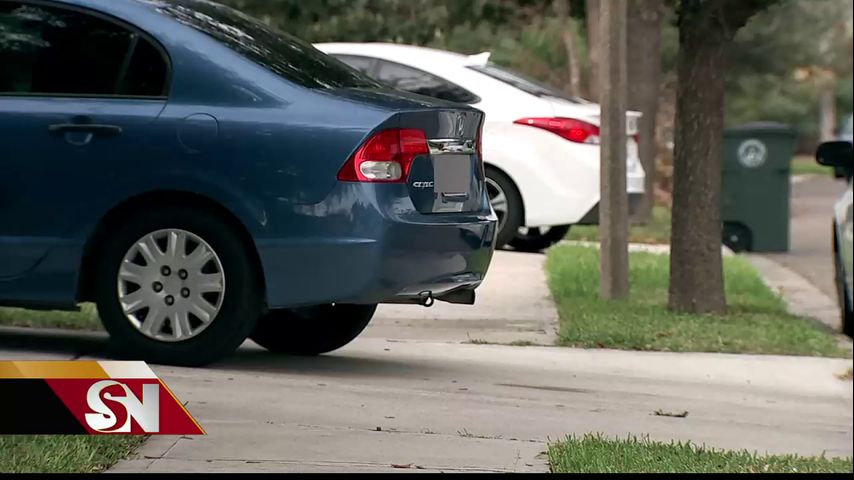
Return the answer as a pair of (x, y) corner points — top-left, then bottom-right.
(0, 1), (168, 279)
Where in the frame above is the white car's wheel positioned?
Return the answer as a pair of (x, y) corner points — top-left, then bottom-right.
(510, 225), (571, 253)
(485, 166), (523, 248)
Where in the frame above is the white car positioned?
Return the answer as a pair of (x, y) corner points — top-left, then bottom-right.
(818, 116), (853, 336)
(316, 43), (646, 251)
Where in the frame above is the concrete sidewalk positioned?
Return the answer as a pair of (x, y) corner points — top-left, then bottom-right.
(368, 251), (559, 346)
(76, 334), (854, 472)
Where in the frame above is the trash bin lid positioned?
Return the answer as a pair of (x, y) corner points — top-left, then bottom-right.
(725, 122), (796, 137)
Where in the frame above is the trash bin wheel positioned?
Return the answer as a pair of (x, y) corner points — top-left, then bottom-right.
(722, 222), (753, 253)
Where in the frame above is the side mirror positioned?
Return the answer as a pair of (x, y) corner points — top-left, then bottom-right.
(816, 141), (853, 180)
(816, 141), (853, 168)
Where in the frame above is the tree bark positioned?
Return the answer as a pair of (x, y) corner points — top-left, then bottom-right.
(585, 0), (601, 101)
(668, 0), (777, 314)
(819, 82), (837, 142)
(554, 0), (582, 98)
(668, 12), (729, 314)
(627, 0), (663, 224)
(599, 0), (629, 300)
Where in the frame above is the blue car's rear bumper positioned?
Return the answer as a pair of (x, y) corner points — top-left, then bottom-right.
(255, 183), (498, 309)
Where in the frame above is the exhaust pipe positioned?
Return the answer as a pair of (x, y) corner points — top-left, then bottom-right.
(418, 291), (435, 307)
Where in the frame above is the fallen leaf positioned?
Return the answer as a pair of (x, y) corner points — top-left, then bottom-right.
(653, 409), (689, 418)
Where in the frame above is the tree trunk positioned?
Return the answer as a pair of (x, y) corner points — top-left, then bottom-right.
(599, 0), (629, 300)
(668, 0), (777, 314)
(585, 0), (601, 102)
(554, 0), (582, 98)
(819, 83), (837, 142)
(668, 14), (728, 314)
(627, 0), (663, 224)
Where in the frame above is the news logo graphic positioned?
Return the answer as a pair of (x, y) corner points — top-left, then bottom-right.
(0, 361), (204, 435)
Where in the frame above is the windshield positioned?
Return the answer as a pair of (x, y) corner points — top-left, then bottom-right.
(144, 0), (380, 90)
(468, 63), (589, 104)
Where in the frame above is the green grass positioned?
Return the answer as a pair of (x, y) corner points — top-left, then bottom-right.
(566, 205), (672, 245)
(791, 155), (834, 177)
(546, 244), (849, 357)
(0, 304), (101, 331)
(548, 434), (853, 473)
(0, 435), (145, 473)
(0, 307), (141, 474)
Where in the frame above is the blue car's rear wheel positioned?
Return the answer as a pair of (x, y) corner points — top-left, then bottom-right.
(250, 304), (377, 356)
(94, 206), (262, 366)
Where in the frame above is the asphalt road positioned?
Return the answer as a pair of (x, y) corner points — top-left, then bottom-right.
(762, 175), (849, 299)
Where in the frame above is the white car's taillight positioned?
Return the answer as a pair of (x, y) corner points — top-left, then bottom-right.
(514, 117), (601, 145)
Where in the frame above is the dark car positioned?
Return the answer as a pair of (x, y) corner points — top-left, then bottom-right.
(0, 0), (497, 366)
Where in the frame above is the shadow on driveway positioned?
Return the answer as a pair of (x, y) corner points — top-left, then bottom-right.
(0, 326), (110, 358)
(214, 347), (452, 381)
(0, 326), (449, 381)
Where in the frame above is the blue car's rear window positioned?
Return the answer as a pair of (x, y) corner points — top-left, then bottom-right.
(142, 0), (380, 90)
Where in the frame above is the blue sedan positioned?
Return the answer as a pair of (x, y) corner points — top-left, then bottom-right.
(0, 0), (497, 366)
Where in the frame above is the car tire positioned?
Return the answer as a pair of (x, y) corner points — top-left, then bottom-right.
(509, 225), (571, 253)
(485, 166), (524, 249)
(843, 293), (853, 338)
(93, 206), (262, 367)
(833, 231), (853, 337)
(722, 222), (753, 253)
(250, 304), (377, 356)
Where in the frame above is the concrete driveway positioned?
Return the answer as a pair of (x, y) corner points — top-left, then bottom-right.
(0, 326), (850, 472)
(0, 250), (851, 472)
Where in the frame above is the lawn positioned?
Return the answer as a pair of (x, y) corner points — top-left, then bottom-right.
(0, 304), (101, 331)
(548, 434), (853, 473)
(791, 154), (833, 177)
(0, 306), (139, 474)
(566, 205), (672, 245)
(546, 244), (849, 357)
(0, 435), (145, 473)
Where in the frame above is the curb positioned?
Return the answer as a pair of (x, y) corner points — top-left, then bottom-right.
(745, 254), (853, 352)
(559, 240), (735, 257)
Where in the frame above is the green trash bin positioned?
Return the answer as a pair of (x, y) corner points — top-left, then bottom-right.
(721, 122), (798, 253)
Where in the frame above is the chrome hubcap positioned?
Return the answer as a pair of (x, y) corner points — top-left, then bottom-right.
(117, 229), (225, 343)
(485, 177), (508, 233)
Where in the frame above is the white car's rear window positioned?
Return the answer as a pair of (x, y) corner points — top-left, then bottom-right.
(468, 63), (589, 104)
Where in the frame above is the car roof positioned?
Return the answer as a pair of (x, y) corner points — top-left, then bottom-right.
(315, 43), (482, 68)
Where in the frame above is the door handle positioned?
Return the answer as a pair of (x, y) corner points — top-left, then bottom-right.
(49, 123), (123, 137)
